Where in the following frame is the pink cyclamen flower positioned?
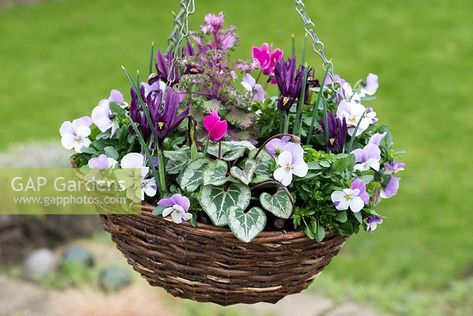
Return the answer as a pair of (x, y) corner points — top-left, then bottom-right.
(252, 43), (283, 76)
(203, 110), (228, 142)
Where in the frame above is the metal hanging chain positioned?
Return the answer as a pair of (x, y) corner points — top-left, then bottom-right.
(294, 0), (335, 82)
(166, 0), (195, 56)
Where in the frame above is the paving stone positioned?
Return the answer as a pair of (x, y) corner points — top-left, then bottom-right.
(326, 302), (381, 316)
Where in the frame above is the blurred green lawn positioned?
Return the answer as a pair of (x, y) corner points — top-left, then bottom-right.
(1, 0), (472, 314)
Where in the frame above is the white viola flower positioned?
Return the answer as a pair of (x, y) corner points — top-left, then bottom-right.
(59, 116), (93, 153)
(331, 188), (365, 213)
(337, 100), (368, 136)
(120, 153), (156, 200)
(273, 143), (308, 186)
(91, 89), (124, 137)
(88, 154), (118, 169)
(339, 82), (361, 103)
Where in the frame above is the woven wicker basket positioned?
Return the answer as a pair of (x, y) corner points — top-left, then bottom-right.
(101, 204), (348, 305)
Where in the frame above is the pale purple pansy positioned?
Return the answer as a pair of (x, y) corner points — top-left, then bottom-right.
(273, 142), (308, 186)
(88, 154), (118, 169)
(265, 136), (291, 157)
(336, 100), (374, 136)
(380, 176), (400, 199)
(361, 73), (379, 96)
(351, 179), (370, 204)
(384, 162), (405, 175)
(159, 194), (193, 224)
(369, 132), (387, 146)
(59, 116), (93, 153)
(352, 144), (381, 172)
(91, 89), (124, 136)
(241, 74), (265, 101)
(366, 216), (383, 232)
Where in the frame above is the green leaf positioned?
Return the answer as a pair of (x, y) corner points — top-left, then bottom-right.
(307, 161), (322, 170)
(207, 141), (255, 162)
(332, 154), (355, 172)
(81, 147), (98, 155)
(353, 211), (363, 224)
(228, 206), (267, 243)
(316, 225), (326, 242)
(152, 205), (167, 216)
(179, 159), (209, 193)
(230, 159), (257, 185)
(203, 160), (228, 186)
(335, 211), (348, 223)
(304, 224), (316, 240)
(164, 149), (190, 175)
(259, 188), (293, 219)
(359, 174), (375, 185)
(103, 146), (119, 161)
(319, 160), (331, 168)
(252, 151), (274, 184)
(199, 183), (251, 226)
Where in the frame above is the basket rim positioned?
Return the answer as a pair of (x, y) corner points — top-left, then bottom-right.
(140, 203), (339, 243)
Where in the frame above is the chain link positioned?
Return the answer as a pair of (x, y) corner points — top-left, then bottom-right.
(294, 0), (335, 82)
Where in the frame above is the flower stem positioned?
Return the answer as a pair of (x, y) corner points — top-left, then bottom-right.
(346, 109), (368, 153)
(293, 65), (308, 136)
(218, 141), (222, 160)
(203, 137), (210, 156)
(255, 70), (262, 84)
(156, 141), (168, 194)
(307, 64), (331, 145)
(283, 111), (289, 134)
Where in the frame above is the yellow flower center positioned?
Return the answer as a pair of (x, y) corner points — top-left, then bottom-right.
(283, 97), (290, 106)
(158, 122), (165, 130)
(344, 194), (353, 201)
(285, 164), (292, 172)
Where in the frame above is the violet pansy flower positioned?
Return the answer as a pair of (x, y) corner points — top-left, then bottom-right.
(159, 194), (193, 224)
(384, 162), (406, 175)
(59, 116), (93, 153)
(252, 43), (283, 76)
(265, 136), (291, 157)
(91, 89), (124, 137)
(88, 154), (118, 169)
(351, 144), (381, 172)
(241, 74), (265, 102)
(351, 179), (370, 204)
(369, 132), (387, 146)
(366, 216), (383, 232)
(273, 143), (308, 186)
(380, 176), (400, 199)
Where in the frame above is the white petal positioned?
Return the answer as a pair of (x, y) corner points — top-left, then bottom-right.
(162, 207), (174, 217)
(292, 161), (308, 177)
(61, 134), (76, 150)
(75, 125), (91, 138)
(143, 179), (157, 197)
(171, 211), (184, 224)
(73, 116), (93, 128)
(274, 167), (293, 186)
(350, 196), (364, 213)
(366, 159), (380, 171)
(121, 153), (145, 169)
(280, 171), (293, 186)
(336, 199), (350, 211)
(182, 213), (193, 221)
(59, 121), (74, 137)
(277, 151), (293, 167)
(92, 105), (113, 132)
(354, 163), (369, 172)
(241, 81), (253, 92)
(331, 190), (345, 202)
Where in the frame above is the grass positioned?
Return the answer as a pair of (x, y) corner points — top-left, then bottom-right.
(1, 0), (472, 314)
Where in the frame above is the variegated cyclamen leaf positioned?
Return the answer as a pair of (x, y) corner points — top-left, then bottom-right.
(164, 149), (190, 175)
(203, 160), (228, 186)
(199, 183), (251, 226)
(259, 188), (294, 219)
(179, 159), (209, 193)
(252, 151), (274, 184)
(230, 160), (257, 185)
(228, 206), (267, 243)
(207, 141), (255, 162)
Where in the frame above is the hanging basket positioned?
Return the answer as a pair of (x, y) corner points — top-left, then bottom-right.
(101, 205), (348, 305)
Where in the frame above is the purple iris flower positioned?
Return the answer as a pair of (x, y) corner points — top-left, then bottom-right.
(321, 112), (347, 153)
(380, 176), (400, 199)
(274, 57), (304, 112)
(130, 85), (190, 141)
(384, 162), (405, 175)
(154, 51), (180, 86)
(158, 194), (193, 224)
(366, 216), (383, 232)
(351, 179), (370, 204)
